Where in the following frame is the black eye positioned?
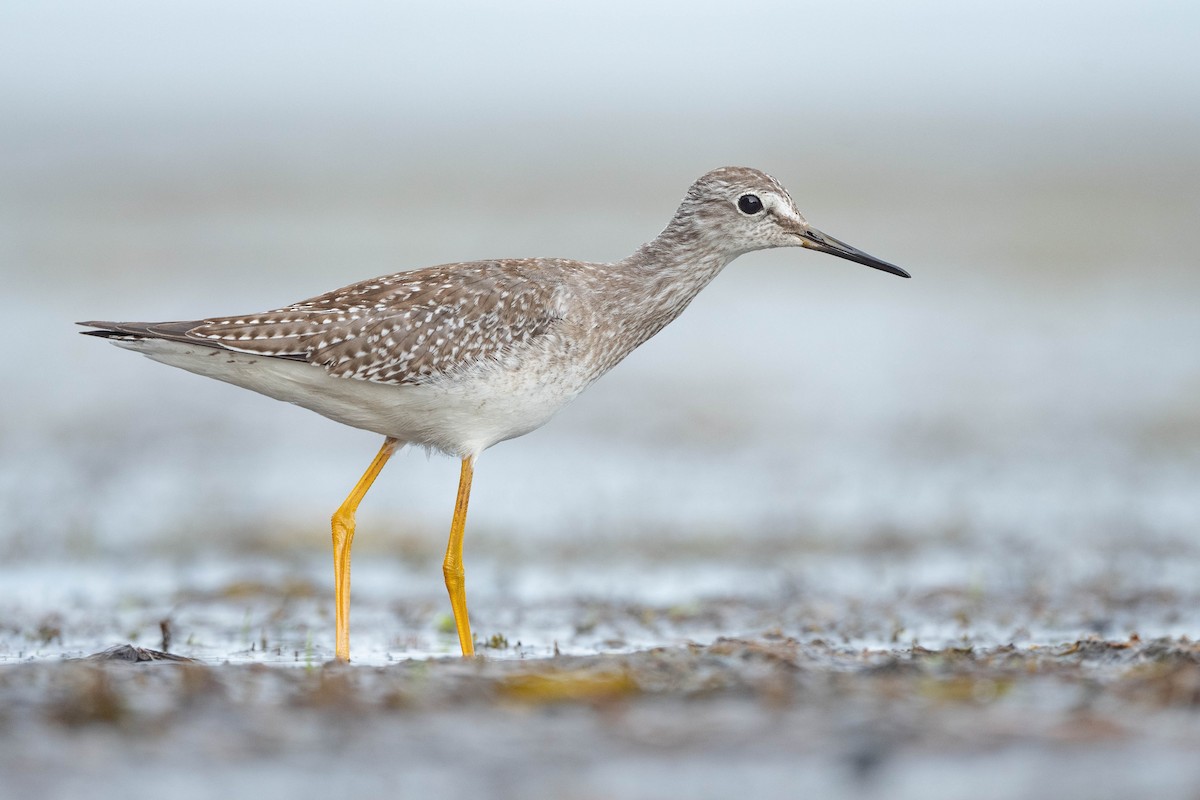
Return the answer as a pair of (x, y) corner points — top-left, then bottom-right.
(737, 194), (763, 215)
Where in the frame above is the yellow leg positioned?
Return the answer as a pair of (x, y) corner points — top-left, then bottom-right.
(443, 456), (477, 657)
(331, 436), (398, 661)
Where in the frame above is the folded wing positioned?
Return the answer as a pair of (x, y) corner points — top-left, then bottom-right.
(81, 260), (570, 386)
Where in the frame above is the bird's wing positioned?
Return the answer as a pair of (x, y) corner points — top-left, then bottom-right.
(86, 260), (571, 386)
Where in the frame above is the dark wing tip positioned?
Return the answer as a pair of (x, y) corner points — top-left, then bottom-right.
(78, 320), (202, 335)
(77, 320), (213, 345)
(80, 329), (131, 340)
(77, 318), (312, 362)
(78, 321), (140, 339)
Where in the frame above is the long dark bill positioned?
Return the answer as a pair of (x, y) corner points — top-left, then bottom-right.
(800, 227), (910, 278)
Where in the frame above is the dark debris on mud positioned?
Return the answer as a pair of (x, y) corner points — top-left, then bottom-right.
(4, 636), (1200, 800)
(2, 636), (1197, 731)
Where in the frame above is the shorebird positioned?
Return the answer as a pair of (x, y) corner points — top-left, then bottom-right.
(80, 166), (909, 660)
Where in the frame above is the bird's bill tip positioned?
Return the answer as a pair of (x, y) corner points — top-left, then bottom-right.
(800, 227), (910, 278)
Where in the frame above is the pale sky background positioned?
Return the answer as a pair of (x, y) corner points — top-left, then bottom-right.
(3, 1), (1197, 162)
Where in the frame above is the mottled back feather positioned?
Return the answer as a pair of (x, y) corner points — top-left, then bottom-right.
(95, 260), (570, 386)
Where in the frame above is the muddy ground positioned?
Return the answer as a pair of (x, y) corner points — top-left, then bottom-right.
(2, 538), (1199, 800)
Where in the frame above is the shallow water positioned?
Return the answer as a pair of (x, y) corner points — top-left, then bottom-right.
(5, 500), (1200, 800)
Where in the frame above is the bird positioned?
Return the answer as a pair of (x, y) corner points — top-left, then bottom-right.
(80, 166), (909, 661)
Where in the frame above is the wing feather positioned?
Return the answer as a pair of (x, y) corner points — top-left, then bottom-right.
(107, 260), (571, 385)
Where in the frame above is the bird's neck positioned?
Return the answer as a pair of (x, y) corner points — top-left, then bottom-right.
(605, 222), (737, 348)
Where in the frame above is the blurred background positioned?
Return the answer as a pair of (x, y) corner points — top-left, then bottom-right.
(0, 1), (1197, 655)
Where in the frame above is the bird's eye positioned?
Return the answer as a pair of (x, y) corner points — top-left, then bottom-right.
(737, 194), (764, 215)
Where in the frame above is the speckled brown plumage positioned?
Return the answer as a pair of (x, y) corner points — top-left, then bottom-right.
(191, 261), (567, 385)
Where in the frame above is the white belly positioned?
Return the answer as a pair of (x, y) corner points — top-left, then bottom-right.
(118, 338), (591, 457)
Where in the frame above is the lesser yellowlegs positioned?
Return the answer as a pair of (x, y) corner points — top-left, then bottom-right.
(80, 166), (909, 660)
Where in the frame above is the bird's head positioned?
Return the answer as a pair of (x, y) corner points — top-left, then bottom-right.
(678, 166), (910, 278)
